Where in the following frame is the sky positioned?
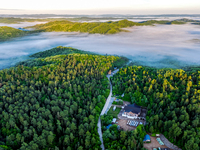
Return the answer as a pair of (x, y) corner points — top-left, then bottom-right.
(0, 0), (200, 14)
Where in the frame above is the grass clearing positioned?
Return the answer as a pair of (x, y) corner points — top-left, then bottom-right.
(107, 106), (121, 118)
(151, 132), (161, 137)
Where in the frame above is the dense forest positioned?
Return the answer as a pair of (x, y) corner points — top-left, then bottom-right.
(101, 115), (147, 150)
(0, 26), (27, 41)
(15, 46), (95, 68)
(111, 66), (200, 150)
(0, 47), (128, 150)
(29, 19), (185, 34)
(16, 46), (129, 69)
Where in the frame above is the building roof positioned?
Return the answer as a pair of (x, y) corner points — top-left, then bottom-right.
(106, 124), (113, 129)
(124, 103), (141, 114)
(143, 134), (151, 141)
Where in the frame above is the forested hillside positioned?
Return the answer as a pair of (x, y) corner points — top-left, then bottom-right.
(29, 19), (185, 34)
(28, 19), (139, 34)
(111, 66), (200, 150)
(0, 26), (26, 41)
(30, 46), (94, 58)
(0, 48), (127, 149)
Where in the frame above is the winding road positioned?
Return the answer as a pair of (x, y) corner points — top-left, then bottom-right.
(97, 69), (119, 150)
(97, 61), (131, 150)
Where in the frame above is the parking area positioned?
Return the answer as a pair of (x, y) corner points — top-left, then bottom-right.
(116, 119), (146, 131)
(116, 119), (136, 131)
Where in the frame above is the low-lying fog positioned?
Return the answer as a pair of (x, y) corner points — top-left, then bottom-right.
(0, 23), (200, 70)
(0, 22), (47, 28)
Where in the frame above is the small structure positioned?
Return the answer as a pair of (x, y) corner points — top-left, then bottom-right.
(143, 134), (151, 143)
(113, 106), (116, 111)
(108, 70), (112, 75)
(122, 103), (141, 119)
(121, 93), (124, 97)
(117, 125), (120, 130)
(106, 124), (112, 129)
(115, 98), (119, 102)
(112, 118), (117, 124)
(157, 138), (164, 145)
(156, 134), (160, 137)
(161, 148), (170, 150)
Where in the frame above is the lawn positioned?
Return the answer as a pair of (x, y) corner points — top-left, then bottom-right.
(151, 132), (161, 137)
(107, 106), (121, 118)
(112, 100), (123, 105)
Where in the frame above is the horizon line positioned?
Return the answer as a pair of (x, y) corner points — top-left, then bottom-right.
(1, 13), (200, 16)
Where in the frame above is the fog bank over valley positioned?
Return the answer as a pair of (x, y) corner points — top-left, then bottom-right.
(0, 23), (200, 69)
(0, 22), (47, 28)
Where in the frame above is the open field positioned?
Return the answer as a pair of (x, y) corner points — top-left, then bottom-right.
(107, 106), (121, 118)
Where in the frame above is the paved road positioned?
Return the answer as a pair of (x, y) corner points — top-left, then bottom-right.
(97, 69), (119, 150)
(160, 134), (182, 150)
(97, 61), (131, 150)
(97, 117), (104, 150)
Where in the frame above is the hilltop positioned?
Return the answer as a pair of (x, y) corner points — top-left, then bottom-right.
(0, 26), (27, 41)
